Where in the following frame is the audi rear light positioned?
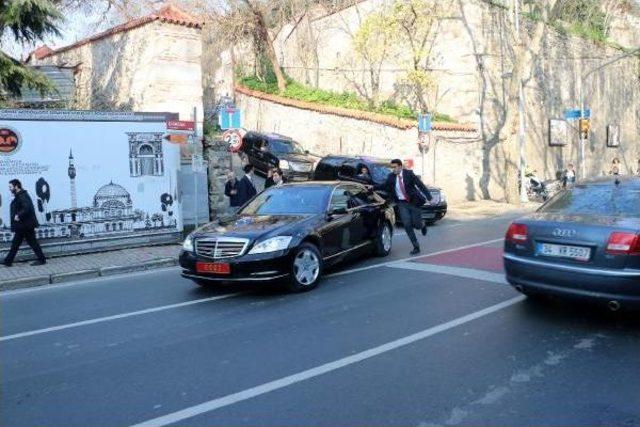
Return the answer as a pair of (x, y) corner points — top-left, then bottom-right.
(606, 232), (640, 255)
(506, 223), (528, 244)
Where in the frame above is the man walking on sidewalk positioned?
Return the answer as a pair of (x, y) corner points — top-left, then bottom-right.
(3, 179), (46, 267)
(371, 159), (432, 255)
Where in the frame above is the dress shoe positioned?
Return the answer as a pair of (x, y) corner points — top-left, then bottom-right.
(421, 224), (428, 236)
(410, 247), (421, 255)
(30, 260), (46, 266)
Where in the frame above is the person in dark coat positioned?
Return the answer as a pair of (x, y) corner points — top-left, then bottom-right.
(371, 159), (432, 255)
(3, 179), (46, 266)
(264, 167), (276, 189)
(224, 171), (242, 213)
(236, 164), (258, 205)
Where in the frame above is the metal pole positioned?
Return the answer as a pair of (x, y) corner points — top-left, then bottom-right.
(515, 0), (527, 203)
(192, 106), (198, 229)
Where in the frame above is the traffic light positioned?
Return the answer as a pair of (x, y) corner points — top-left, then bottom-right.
(579, 118), (590, 137)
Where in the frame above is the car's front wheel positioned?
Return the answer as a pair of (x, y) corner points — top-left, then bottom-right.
(374, 221), (393, 257)
(288, 243), (322, 292)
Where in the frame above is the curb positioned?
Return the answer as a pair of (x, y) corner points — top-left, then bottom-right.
(51, 269), (100, 284)
(0, 275), (50, 291)
(0, 258), (180, 293)
(100, 264), (147, 277)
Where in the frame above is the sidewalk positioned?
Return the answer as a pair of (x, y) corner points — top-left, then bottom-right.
(0, 245), (181, 291)
(445, 199), (540, 221)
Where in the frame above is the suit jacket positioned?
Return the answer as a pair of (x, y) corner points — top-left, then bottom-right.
(10, 190), (39, 232)
(237, 175), (257, 205)
(375, 169), (432, 207)
(224, 180), (242, 207)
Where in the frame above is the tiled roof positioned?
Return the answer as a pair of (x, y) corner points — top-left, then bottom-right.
(31, 45), (53, 60)
(235, 85), (477, 133)
(36, 4), (202, 59)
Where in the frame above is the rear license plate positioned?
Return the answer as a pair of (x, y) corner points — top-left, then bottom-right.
(196, 262), (231, 274)
(536, 243), (591, 261)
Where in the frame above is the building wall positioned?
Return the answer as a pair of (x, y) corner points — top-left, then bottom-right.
(261, 0), (640, 200)
(33, 21), (204, 123)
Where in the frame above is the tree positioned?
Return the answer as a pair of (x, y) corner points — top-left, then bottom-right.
(500, 1), (562, 205)
(352, 0), (444, 110)
(0, 0), (61, 99)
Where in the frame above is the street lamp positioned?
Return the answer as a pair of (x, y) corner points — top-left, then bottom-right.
(578, 46), (640, 179)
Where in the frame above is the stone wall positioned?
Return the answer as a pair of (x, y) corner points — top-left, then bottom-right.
(236, 91), (492, 202)
(263, 0), (640, 200)
(33, 21), (204, 123)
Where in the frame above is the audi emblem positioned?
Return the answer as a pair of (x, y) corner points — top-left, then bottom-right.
(552, 228), (577, 237)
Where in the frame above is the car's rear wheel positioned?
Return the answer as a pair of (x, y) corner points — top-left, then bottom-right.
(287, 243), (322, 292)
(374, 221), (393, 257)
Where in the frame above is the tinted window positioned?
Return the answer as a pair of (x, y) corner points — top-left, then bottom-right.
(371, 163), (392, 183)
(541, 185), (640, 218)
(269, 139), (306, 155)
(240, 186), (330, 215)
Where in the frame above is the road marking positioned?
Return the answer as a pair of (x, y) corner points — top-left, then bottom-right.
(0, 293), (242, 342)
(327, 238), (504, 278)
(130, 295), (525, 427)
(386, 261), (508, 285)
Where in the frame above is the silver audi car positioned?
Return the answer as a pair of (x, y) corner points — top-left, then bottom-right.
(504, 176), (640, 310)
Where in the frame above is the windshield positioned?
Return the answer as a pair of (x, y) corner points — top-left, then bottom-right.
(371, 163), (392, 183)
(240, 186), (330, 215)
(541, 185), (640, 218)
(269, 139), (306, 155)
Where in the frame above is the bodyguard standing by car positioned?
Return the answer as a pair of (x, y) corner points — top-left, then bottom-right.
(237, 164), (257, 205)
(224, 171), (242, 213)
(371, 159), (432, 255)
(3, 179), (46, 267)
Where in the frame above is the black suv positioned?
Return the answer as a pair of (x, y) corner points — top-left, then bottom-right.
(241, 132), (317, 181)
(314, 155), (447, 224)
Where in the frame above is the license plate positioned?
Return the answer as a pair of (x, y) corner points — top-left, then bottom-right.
(422, 212), (436, 219)
(196, 262), (231, 274)
(536, 243), (591, 261)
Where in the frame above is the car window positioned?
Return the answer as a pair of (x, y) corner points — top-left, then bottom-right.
(329, 186), (350, 211)
(240, 187), (330, 215)
(541, 185), (640, 218)
(269, 139), (306, 155)
(371, 163), (392, 183)
(345, 184), (380, 205)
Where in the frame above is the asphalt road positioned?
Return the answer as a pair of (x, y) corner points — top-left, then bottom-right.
(1, 215), (639, 427)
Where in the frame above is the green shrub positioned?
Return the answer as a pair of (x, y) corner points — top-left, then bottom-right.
(238, 76), (455, 123)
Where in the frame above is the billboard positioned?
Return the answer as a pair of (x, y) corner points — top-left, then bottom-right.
(0, 110), (183, 252)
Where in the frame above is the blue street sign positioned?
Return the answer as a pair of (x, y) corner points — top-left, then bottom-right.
(418, 113), (432, 132)
(564, 109), (590, 120)
(219, 108), (242, 130)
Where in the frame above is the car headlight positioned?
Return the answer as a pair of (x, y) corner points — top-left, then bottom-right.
(279, 159), (290, 170)
(182, 234), (194, 252)
(248, 236), (292, 254)
(440, 192), (446, 203)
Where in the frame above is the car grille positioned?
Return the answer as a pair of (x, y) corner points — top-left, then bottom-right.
(195, 237), (249, 259)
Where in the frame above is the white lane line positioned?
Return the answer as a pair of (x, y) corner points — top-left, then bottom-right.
(0, 293), (242, 342)
(130, 295), (526, 427)
(387, 261), (508, 285)
(327, 238), (504, 278)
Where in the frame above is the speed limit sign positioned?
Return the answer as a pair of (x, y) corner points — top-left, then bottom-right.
(223, 129), (246, 152)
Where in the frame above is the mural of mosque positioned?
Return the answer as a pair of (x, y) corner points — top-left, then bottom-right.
(128, 132), (164, 177)
(1, 148), (177, 244)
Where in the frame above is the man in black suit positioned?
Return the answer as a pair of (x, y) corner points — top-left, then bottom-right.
(4, 179), (47, 266)
(372, 159), (432, 255)
(237, 164), (258, 205)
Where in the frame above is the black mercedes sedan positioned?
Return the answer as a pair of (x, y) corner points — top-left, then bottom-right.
(504, 176), (640, 310)
(180, 181), (395, 292)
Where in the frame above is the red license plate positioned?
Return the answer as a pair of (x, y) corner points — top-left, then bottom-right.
(196, 262), (231, 274)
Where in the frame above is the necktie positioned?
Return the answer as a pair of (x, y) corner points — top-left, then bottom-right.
(398, 173), (410, 201)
